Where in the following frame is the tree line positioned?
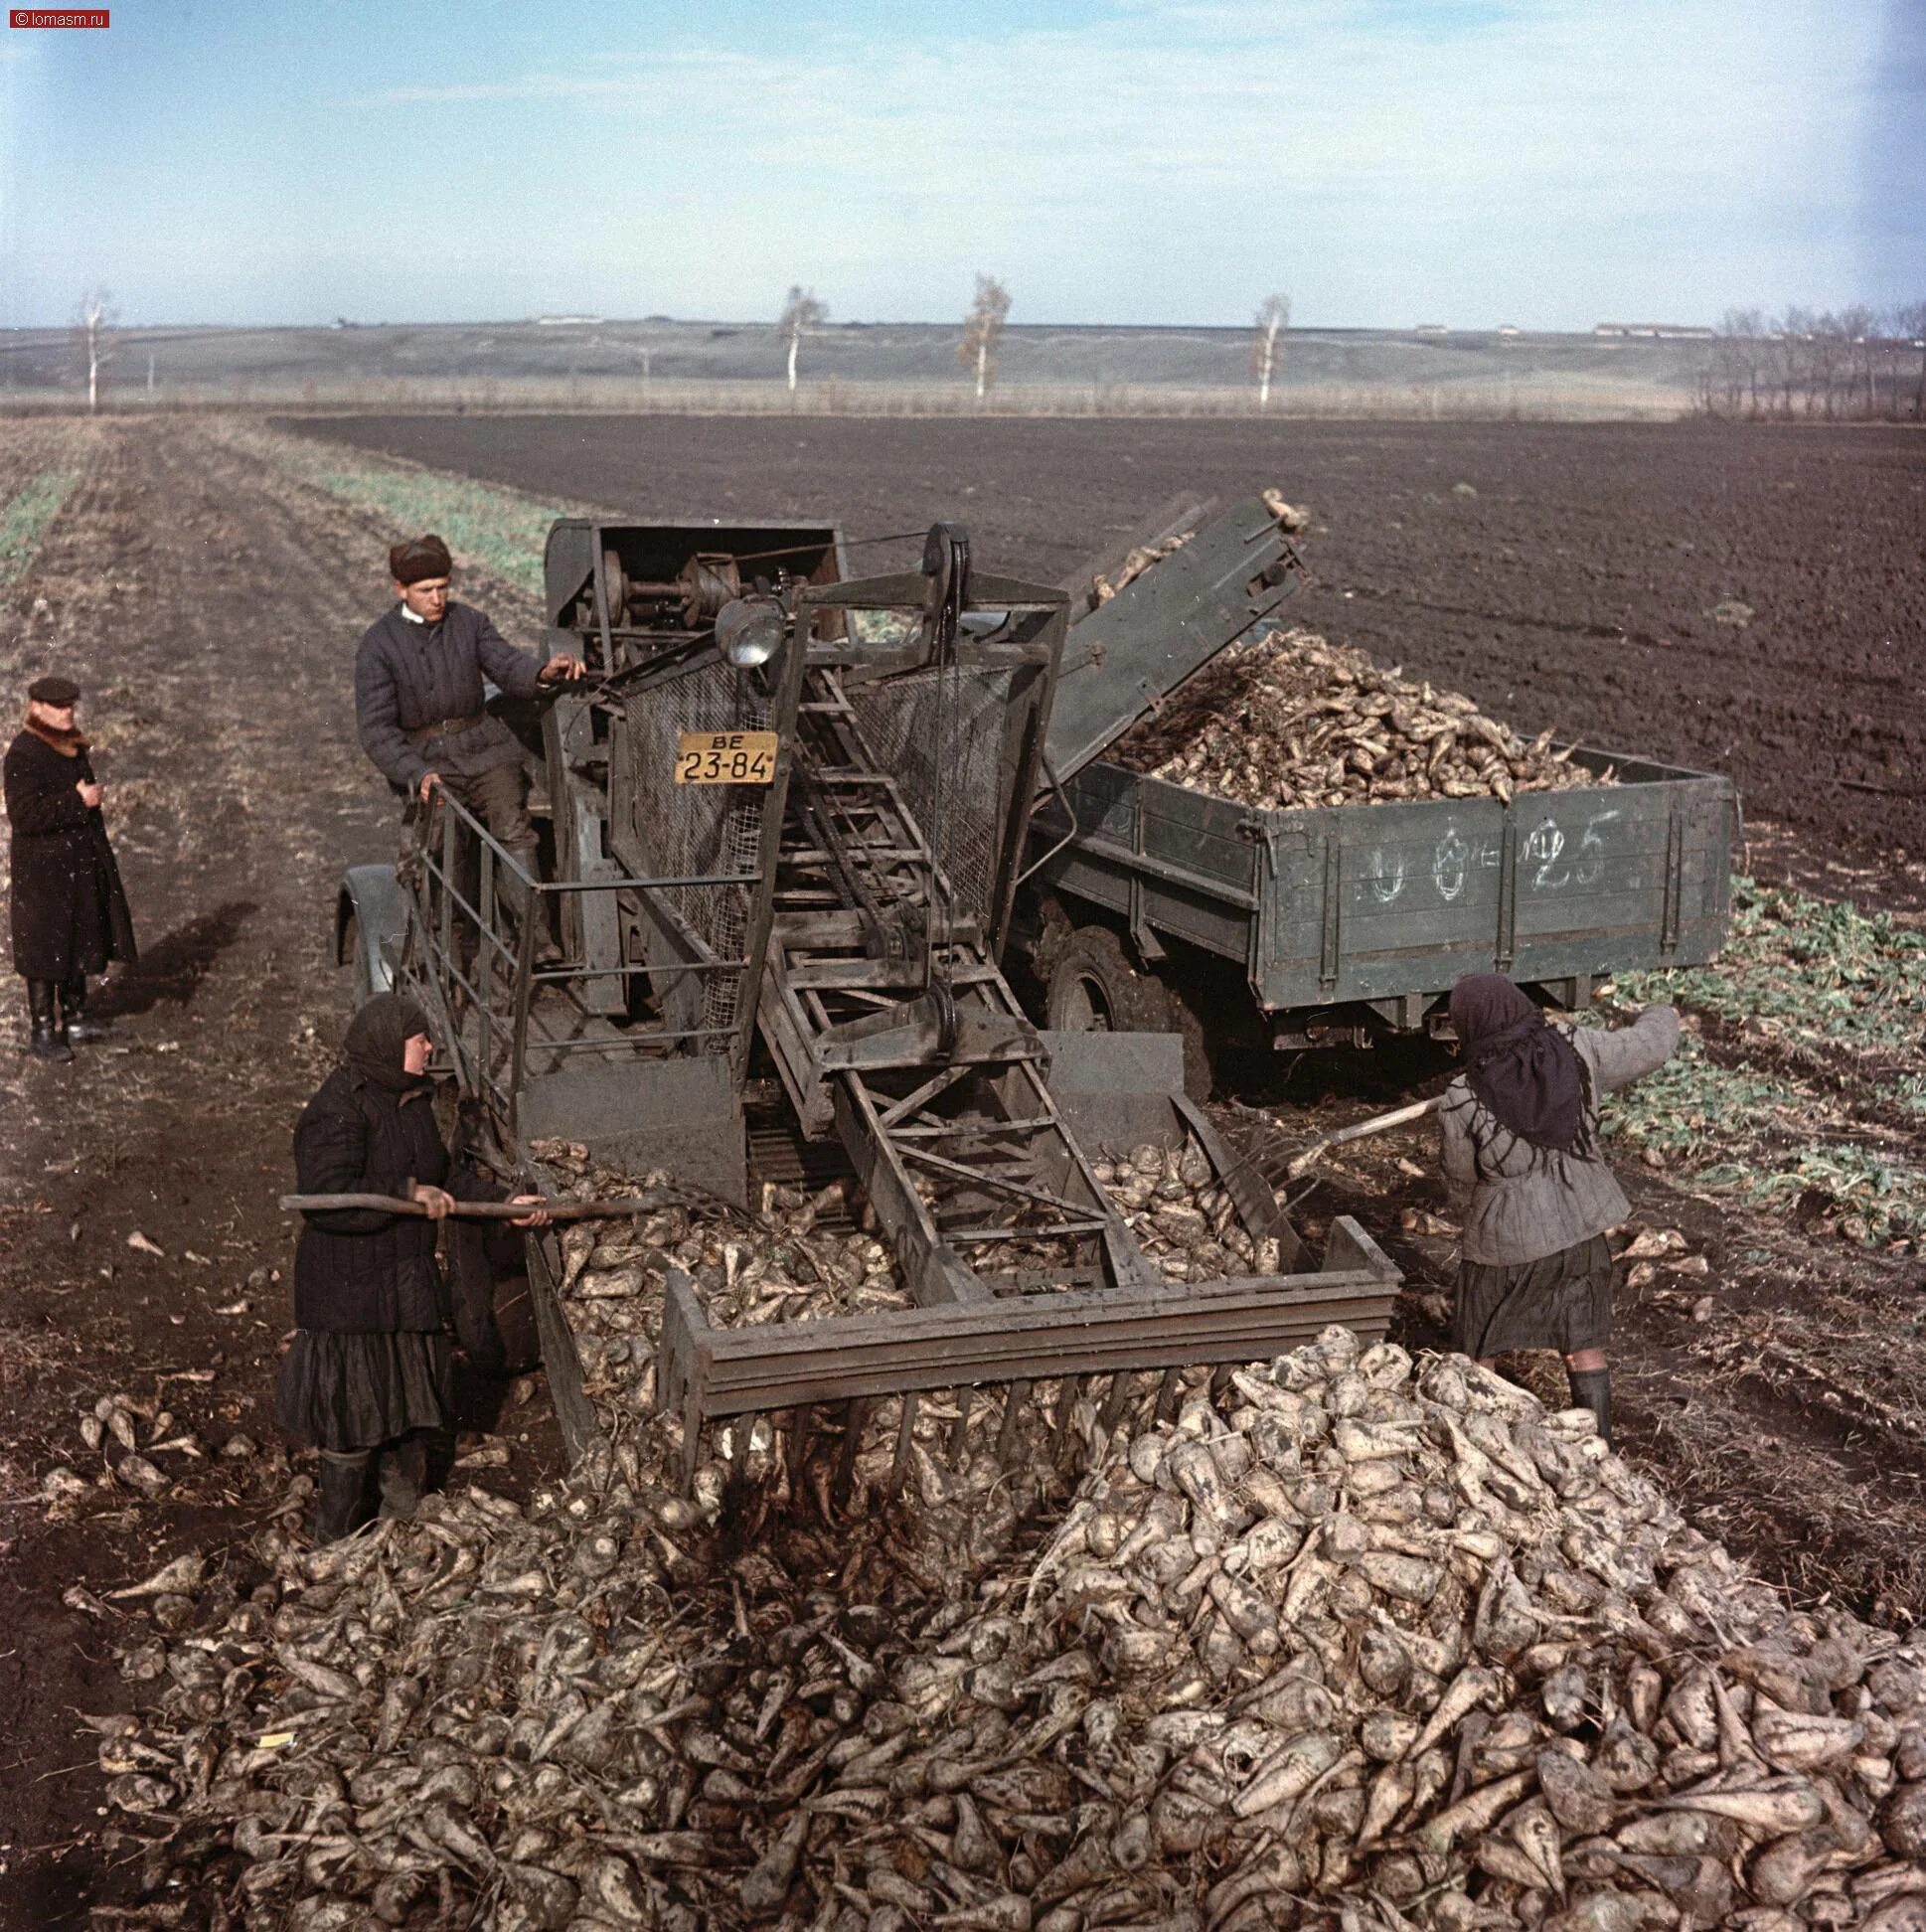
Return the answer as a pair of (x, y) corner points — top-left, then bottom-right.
(780, 281), (1296, 406)
(1698, 303), (1926, 418)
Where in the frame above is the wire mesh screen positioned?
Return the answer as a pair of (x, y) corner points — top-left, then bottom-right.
(850, 664), (1016, 934)
(619, 659), (771, 1038)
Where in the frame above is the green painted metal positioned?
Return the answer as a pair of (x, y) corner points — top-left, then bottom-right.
(1032, 746), (1736, 1028)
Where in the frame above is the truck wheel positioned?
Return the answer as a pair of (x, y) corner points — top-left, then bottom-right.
(1044, 927), (1213, 1100)
(1045, 927), (1168, 1036)
(342, 909), (374, 1010)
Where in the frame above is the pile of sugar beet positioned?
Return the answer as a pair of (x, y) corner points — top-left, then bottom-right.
(1113, 628), (1607, 811)
(92, 1187), (1926, 1929)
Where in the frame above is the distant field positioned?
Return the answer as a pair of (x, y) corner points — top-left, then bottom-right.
(284, 410), (1926, 873)
(0, 317), (1704, 418)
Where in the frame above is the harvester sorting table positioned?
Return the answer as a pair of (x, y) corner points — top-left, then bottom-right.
(336, 505), (1399, 1488)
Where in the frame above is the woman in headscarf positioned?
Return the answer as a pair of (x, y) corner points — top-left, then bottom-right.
(4, 675), (137, 1060)
(276, 993), (545, 1541)
(1438, 973), (1680, 1443)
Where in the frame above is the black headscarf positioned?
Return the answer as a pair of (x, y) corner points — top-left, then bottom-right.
(343, 993), (434, 1094)
(1449, 972), (1592, 1159)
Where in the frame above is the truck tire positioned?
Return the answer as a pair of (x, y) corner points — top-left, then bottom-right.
(1043, 926), (1213, 1100)
(342, 909), (374, 1011)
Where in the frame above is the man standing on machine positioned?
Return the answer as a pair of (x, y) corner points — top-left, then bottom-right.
(354, 535), (583, 965)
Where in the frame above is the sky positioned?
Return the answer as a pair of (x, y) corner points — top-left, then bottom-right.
(1, 0), (1921, 331)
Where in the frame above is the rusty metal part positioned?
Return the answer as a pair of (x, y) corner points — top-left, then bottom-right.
(659, 1217), (1400, 1489)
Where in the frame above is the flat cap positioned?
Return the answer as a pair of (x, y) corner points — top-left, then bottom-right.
(390, 534), (453, 584)
(28, 675), (80, 707)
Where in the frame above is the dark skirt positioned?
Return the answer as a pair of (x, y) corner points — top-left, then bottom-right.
(1452, 1233), (1614, 1359)
(275, 1329), (454, 1453)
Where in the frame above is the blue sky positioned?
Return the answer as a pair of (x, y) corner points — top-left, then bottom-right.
(2, 0), (1920, 330)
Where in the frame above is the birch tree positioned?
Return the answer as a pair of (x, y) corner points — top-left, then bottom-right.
(76, 286), (116, 413)
(777, 286), (827, 393)
(1250, 293), (1289, 409)
(957, 275), (1012, 402)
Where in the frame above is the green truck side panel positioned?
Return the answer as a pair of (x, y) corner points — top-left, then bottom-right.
(1036, 748), (1734, 1018)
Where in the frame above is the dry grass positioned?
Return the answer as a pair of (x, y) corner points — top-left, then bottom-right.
(0, 374), (1690, 422)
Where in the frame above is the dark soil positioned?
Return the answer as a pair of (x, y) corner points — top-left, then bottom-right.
(0, 415), (1919, 1926)
(285, 413), (1926, 897)
(0, 420), (559, 1925)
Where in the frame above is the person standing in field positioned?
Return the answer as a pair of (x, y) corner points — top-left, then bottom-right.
(1438, 972), (1680, 1444)
(353, 535), (583, 966)
(3, 675), (137, 1062)
(277, 992), (549, 1542)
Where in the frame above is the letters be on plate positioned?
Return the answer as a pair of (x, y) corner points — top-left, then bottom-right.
(674, 729), (779, 786)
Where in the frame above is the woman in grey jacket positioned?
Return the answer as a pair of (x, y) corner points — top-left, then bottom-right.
(1439, 972), (1680, 1443)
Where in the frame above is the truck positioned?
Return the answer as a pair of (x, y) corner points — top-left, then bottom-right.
(1016, 497), (1737, 1090)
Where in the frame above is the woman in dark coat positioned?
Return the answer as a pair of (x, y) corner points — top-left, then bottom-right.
(276, 992), (544, 1542)
(4, 675), (137, 1061)
(1438, 972), (1679, 1444)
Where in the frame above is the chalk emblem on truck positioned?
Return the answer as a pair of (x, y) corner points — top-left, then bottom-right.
(1524, 807), (1623, 892)
(1364, 849), (1406, 904)
(1434, 826), (1471, 901)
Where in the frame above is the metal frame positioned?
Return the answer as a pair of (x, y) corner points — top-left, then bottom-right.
(748, 555), (1178, 1309)
(398, 790), (763, 1140)
(383, 508), (1423, 1492)
(1029, 746), (1736, 1034)
(659, 1217), (1400, 1493)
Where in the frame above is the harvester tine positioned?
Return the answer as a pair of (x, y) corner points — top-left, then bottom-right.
(997, 1379), (1031, 1464)
(886, 1393), (919, 1500)
(1098, 1370), (1136, 1434)
(1048, 1376), (1079, 1461)
(725, 1411), (761, 1501)
(832, 1397), (871, 1507)
(1154, 1367), (1183, 1424)
(948, 1387), (975, 1461)
(679, 1385), (705, 1495)
(785, 1404), (811, 1500)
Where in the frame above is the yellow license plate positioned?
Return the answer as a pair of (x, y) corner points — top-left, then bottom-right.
(674, 729), (779, 785)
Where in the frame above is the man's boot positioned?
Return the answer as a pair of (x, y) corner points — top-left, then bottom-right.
(61, 974), (112, 1043)
(1567, 1367), (1613, 1447)
(27, 981), (72, 1062)
(314, 1451), (375, 1543)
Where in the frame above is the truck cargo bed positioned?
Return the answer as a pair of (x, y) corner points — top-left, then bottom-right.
(1030, 745), (1735, 1033)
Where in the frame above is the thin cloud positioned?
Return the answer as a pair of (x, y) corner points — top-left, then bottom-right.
(345, 76), (645, 106)
(11, 0), (1911, 327)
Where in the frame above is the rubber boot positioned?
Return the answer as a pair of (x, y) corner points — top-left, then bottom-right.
(376, 1431), (429, 1520)
(314, 1450), (375, 1543)
(1567, 1367), (1613, 1446)
(27, 981), (72, 1062)
(62, 974), (112, 1043)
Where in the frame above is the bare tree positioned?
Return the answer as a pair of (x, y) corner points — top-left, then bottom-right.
(1894, 299), (1926, 418)
(1836, 304), (1877, 415)
(777, 286), (827, 394)
(957, 275), (1012, 402)
(76, 286), (116, 413)
(1713, 308), (1767, 414)
(1250, 293), (1290, 410)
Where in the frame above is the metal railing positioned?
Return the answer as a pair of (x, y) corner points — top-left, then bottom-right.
(403, 791), (761, 1135)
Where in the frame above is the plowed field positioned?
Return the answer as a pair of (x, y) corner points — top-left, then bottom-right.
(0, 415), (1919, 1926)
(286, 413), (1926, 896)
